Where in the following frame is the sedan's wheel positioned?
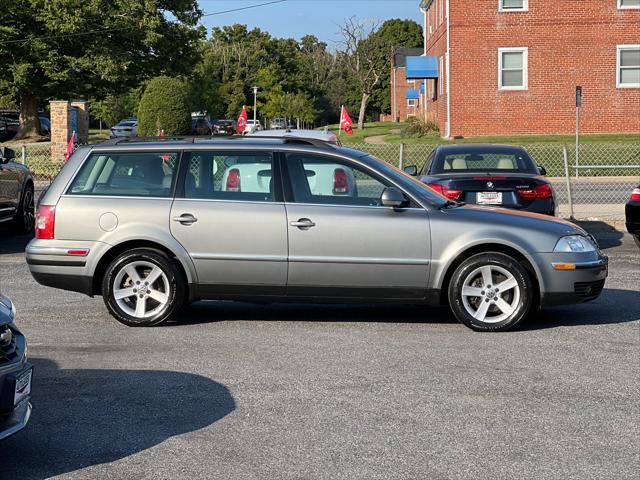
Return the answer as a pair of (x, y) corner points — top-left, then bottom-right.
(448, 252), (534, 332)
(14, 184), (35, 234)
(102, 248), (185, 327)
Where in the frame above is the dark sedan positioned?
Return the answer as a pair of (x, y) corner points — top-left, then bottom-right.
(625, 185), (640, 248)
(0, 147), (35, 233)
(0, 294), (32, 441)
(408, 144), (555, 216)
(212, 119), (236, 136)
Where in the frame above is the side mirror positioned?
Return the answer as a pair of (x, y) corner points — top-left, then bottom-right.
(538, 164), (547, 176)
(403, 165), (418, 176)
(381, 187), (408, 208)
(1, 147), (15, 164)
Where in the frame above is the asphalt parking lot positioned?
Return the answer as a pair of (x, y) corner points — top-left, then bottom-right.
(0, 223), (638, 480)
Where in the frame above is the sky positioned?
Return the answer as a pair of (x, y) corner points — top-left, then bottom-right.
(198, 0), (423, 45)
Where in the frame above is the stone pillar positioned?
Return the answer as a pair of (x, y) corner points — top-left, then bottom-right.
(50, 100), (70, 162)
(71, 100), (89, 144)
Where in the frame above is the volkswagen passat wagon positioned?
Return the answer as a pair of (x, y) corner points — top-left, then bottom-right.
(26, 137), (608, 332)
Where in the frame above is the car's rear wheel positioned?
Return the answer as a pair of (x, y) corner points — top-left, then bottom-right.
(102, 248), (185, 327)
(448, 252), (534, 332)
(14, 184), (35, 234)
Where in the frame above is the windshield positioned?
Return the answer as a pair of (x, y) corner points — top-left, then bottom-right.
(429, 147), (538, 175)
(361, 154), (448, 206)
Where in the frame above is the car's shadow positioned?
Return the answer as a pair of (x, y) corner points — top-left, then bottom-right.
(167, 287), (639, 330)
(0, 358), (235, 480)
(0, 226), (32, 255)
(574, 220), (625, 249)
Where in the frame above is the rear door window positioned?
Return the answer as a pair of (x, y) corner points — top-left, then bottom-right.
(182, 151), (275, 202)
(67, 151), (178, 197)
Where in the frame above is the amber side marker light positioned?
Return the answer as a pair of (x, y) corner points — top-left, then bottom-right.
(552, 263), (576, 270)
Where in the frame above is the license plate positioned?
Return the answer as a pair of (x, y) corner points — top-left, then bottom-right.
(477, 192), (503, 204)
(14, 368), (32, 407)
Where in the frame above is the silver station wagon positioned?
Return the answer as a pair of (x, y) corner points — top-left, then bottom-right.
(26, 137), (608, 331)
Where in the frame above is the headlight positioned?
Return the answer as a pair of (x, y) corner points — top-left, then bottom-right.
(554, 235), (597, 253)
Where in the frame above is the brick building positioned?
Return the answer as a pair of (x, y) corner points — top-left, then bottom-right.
(412, 0), (640, 138)
(381, 48), (426, 122)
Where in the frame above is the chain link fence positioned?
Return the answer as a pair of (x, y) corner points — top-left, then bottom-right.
(11, 139), (640, 221)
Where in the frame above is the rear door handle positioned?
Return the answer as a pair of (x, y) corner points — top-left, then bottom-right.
(290, 218), (316, 229)
(172, 213), (198, 225)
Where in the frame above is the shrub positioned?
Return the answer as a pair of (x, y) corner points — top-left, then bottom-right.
(137, 76), (191, 136)
(401, 117), (440, 138)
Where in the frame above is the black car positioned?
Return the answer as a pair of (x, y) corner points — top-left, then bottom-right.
(191, 117), (213, 136)
(0, 294), (32, 441)
(625, 185), (640, 248)
(212, 119), (236, 136)
(408, 144), (555, 216)
(0, 147), (35, 233)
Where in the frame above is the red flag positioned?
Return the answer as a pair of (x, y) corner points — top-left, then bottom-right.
(237, 105), (248, 134)
(63, 131), (76, 161)
(340, 105), (353, 136)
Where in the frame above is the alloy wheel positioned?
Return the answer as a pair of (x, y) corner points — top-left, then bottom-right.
(112, 261), (170, 319)
(461, 265), (521, 323)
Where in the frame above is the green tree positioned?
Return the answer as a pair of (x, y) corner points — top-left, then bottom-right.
(137, 76), (191, 136)
(0, 0), (204, 138)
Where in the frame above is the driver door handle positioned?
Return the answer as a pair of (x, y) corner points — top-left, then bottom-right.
(173, 213), (198, 225)
(290, 218), (316, 229)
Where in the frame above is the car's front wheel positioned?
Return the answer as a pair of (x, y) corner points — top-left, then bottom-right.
(448, 252), (534, 332)
(102, 248), (185, 327)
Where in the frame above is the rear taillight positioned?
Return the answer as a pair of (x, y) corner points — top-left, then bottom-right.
(333, 168), (348, 195)
(35, 205), (56, 240)
(429, 183), (462, 200)
(518, 183), (553, 200)
(631, 188), (640, 201)
(226, 168), (241, 192)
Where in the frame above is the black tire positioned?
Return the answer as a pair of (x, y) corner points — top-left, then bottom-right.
(14, 183), (35, 234)
(102, 248), (185, 327)
(448, 252), (534, 332)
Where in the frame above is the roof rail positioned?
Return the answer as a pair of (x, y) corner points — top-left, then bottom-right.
(97, 134), (336, 149)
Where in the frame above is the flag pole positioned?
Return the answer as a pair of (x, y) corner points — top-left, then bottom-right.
(338, 105), (343, 137)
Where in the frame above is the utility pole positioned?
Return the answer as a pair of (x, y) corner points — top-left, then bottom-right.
(252, 86), (258, 126)
(575, 86), (582, 178)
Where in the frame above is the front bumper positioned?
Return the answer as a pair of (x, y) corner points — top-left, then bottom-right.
(0, 328), (31, 441)
(535, 252), (609, 307)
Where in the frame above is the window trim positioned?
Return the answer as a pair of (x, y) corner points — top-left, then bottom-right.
(617, 45), (640, 88)
(407, 98), (418, 108)
(498, 0), (528, 12)
(498, 47), (528, 91)
(618, 0), (640, 10)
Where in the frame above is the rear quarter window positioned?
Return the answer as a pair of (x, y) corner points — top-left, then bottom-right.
(67, 151), (178, 197)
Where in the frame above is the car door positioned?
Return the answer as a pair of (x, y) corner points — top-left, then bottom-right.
(170, 150), (288, 295)
(283, 152), (431, 299)
(0, 151), (21, 221)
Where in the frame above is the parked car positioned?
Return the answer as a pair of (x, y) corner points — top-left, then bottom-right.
(0, 116), (18, 141)
(26, 136), (607, 332)
(625, 185), (640, 248)
(0, 118), (9, 142)
(244, 119), (262, 133)
(407, 144), (556, 216)
(271, 118), (287, 130)
(0, 147), (35, 233)
(0, 294), (32, 441)
(212, 119), (236, 136)
(247, 129), (341, 146)
(39, 117), (51, 136)
(191, 117), (212, 136)
(110, 119), (138, 138)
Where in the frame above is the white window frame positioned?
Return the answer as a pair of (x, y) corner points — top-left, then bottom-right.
(498, 47), (528, 91)
(618, 0), (640, 10)
(617, 45), (640, 88)
(499, 0), (529, 12)
(407, 98), (418, 108)
(439, 56), (444, 95)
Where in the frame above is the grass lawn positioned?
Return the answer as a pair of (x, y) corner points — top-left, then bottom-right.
(322, 122), (640, 146)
